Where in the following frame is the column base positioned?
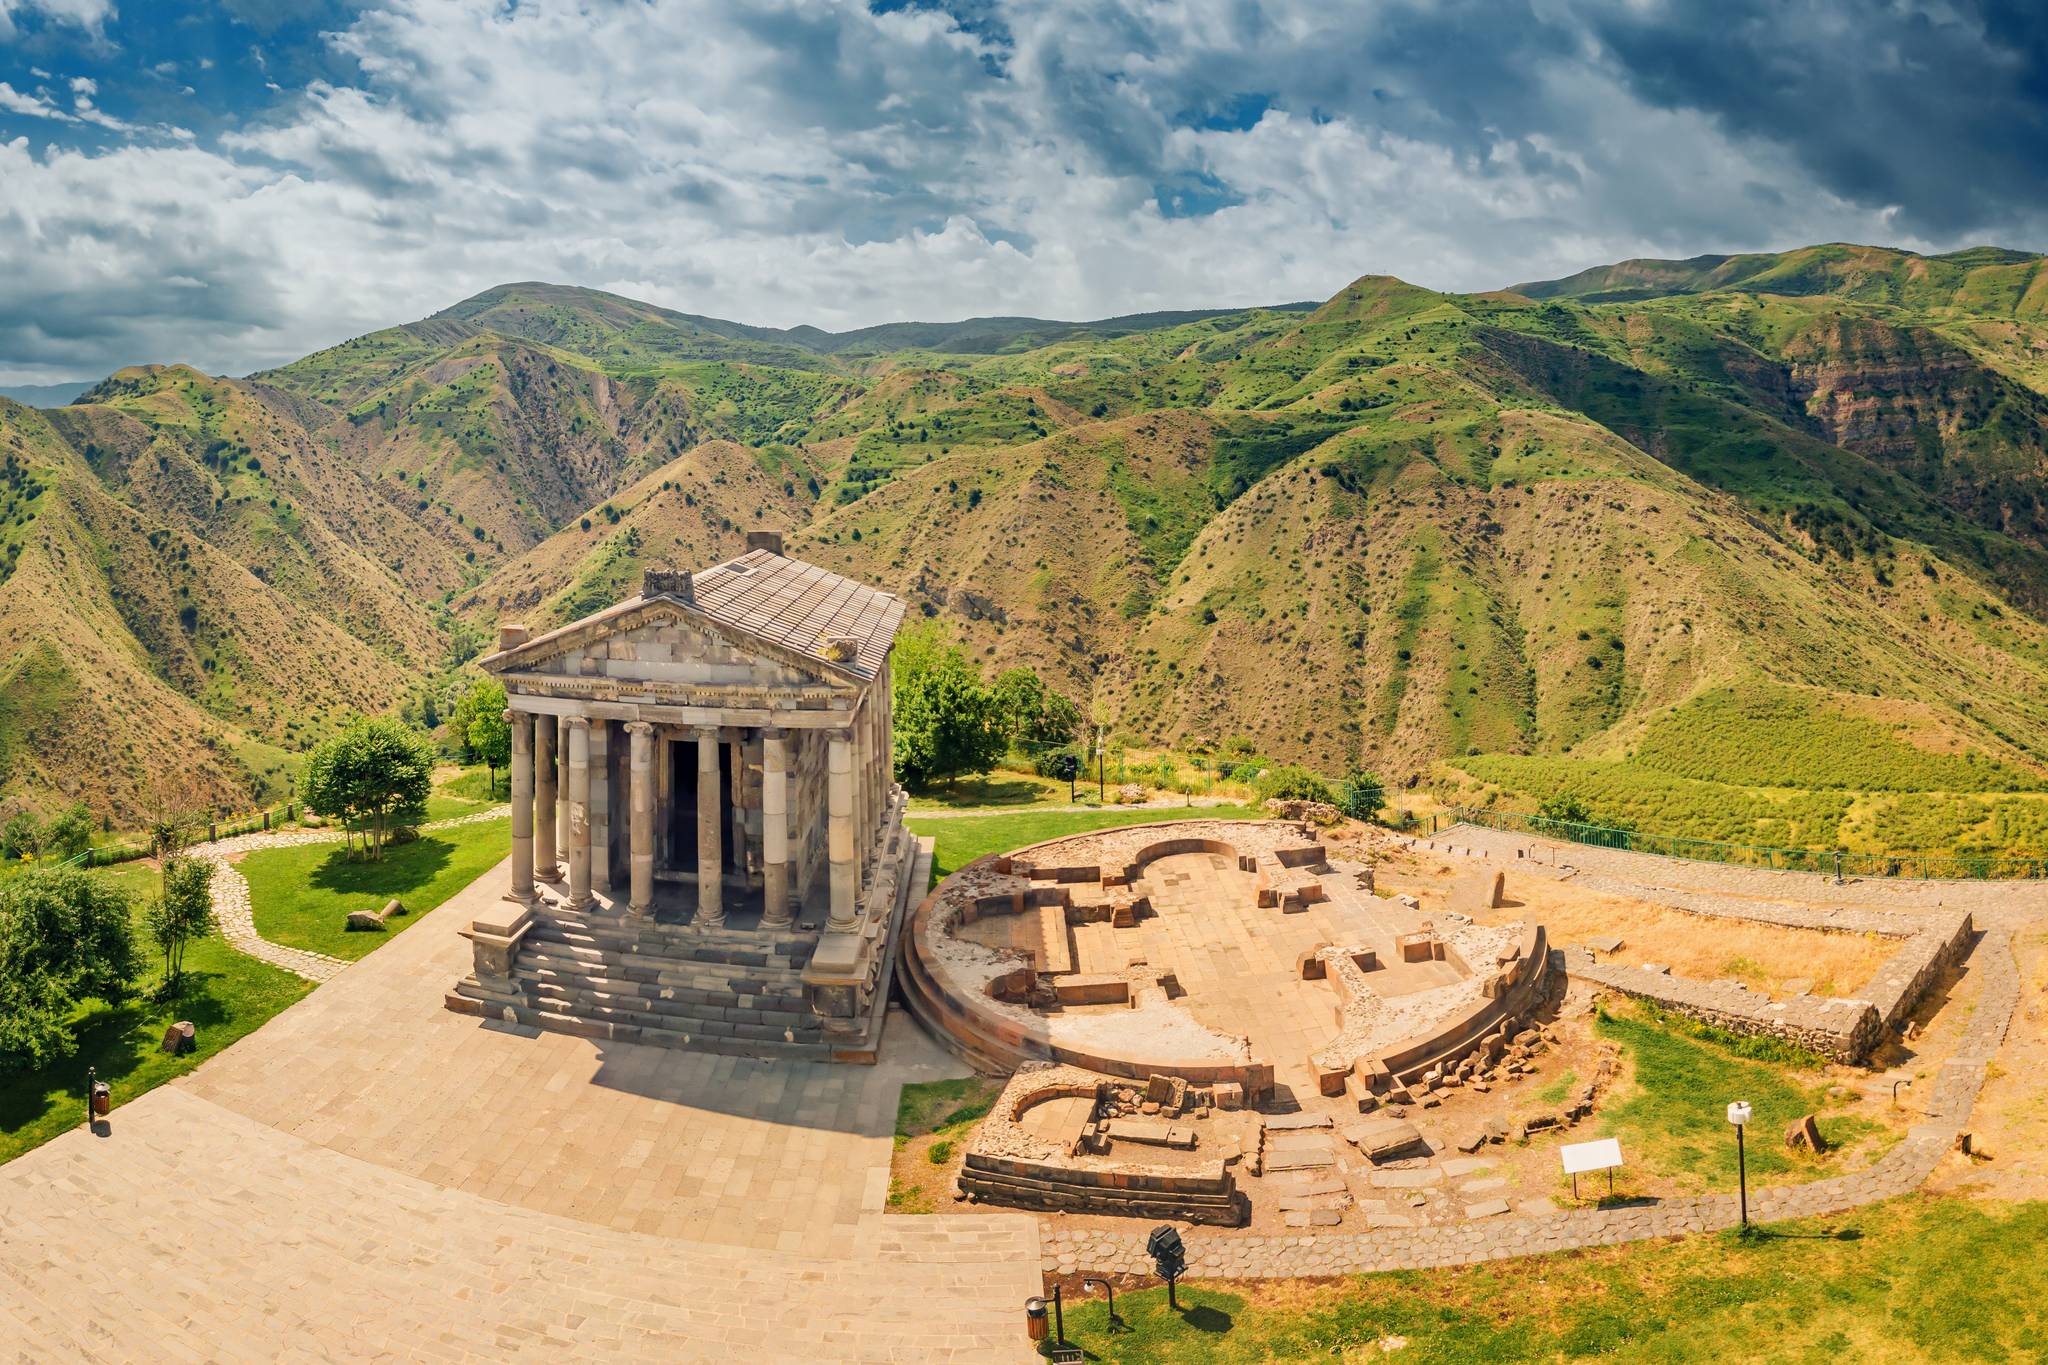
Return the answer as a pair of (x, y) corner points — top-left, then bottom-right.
(535, 864), (564, 883)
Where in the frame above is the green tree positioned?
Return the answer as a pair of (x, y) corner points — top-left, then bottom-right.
(990, 667), (1083, 751)
(44, 802), (95, 862)
(303, 716), (435, 861)
(0, 868), (141, 1071)
(147, 856), (217, 997)
(461, 679), (512, 798)
(1, 809), (42, 863)
(1337, 772), (1387, 823)
(1255, 764), (1335, 804)
(891, 622), (1005, 789)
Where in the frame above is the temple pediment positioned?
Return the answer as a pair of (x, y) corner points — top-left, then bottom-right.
(488, 597), (851, 694)
(484, 549), (906, 695)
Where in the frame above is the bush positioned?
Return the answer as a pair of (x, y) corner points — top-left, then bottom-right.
(891, 622), (1005, 788)
(1538, 792), (1595, 825)
(1255, 764), (1334, 804)
(0, 868), (142, 1071)
(1337, 772), (1387, 823)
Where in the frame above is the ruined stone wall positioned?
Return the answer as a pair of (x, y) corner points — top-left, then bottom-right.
(957, 1066), (1246, 1226)
(1564, 950), (1884, 1062)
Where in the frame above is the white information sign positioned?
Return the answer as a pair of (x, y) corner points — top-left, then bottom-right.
(1560, 1138), (1622, 1175)
(1559, 1137), (1623, 1198)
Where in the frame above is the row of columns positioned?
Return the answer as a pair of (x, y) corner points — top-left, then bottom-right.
(506, 711), (838, 933)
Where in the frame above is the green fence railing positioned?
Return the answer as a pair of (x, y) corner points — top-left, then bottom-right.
(1441, 807), (2048, 882)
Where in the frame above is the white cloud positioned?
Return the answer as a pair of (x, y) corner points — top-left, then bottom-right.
(0, 0), (113, 38)
(0, 0), (2037, 383)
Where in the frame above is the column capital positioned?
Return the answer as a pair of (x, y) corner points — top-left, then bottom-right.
(624, 720), (655, 737)
(562, 714), (591, 732)
(694, 722), (721, 740)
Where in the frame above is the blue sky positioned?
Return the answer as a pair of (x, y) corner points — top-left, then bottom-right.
(1, 0), (2044, 382)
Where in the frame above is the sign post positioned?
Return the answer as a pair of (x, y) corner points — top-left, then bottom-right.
(1559, 1137), (1624, 1201)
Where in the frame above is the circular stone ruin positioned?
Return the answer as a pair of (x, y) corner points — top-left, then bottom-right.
(900, 818), (1555, 1111)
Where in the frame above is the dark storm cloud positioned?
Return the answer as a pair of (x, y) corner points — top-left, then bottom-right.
(1584, 0), (2048, 235)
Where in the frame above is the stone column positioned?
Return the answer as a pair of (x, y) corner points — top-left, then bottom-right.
(694, 725), (724, 928)
(588, 720), (611, 894)
(626, 722), (654, 915)
(761, 729), (792, 929)
(507, 709), (535, 904)
(827, 728), (856, 932)
(534, 714), (561, 881)
(564, 716), (593, 910)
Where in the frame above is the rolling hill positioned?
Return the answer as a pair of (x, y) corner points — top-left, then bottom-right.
(8, 247), (2048, 851)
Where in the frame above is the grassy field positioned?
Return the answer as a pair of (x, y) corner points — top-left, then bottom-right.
(241, 816), (509, 960)
(908, 804), (1260, 880)
(1036, 1196), (2048, 1362)
(1588, 1002), (1889, 1194)
(0, 862), (312, 1166)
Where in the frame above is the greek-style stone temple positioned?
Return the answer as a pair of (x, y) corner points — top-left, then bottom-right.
(444, 532), (924, 1062)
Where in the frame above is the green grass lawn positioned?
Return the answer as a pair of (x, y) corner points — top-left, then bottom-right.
(241, 816), (510, 961)
(1588, 1002), (1888, 1192)
(907, 770), (1097, 811)
(1038, 1195), (2048, 1362)
(0, 863), (312, 1166)
(908, 805), (1259, 881)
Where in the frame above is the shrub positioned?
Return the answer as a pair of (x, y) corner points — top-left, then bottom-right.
(1255, 765), (1334, 804)
(1537, 792), (1595, 825)
(0, 868), (142, 1071)
(1337, 772), (1387, 823)
(147, 855), (217, 996)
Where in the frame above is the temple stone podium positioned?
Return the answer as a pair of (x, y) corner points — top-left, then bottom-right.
(445, 532), (922, 1061)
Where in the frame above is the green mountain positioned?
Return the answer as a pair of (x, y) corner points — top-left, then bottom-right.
(9, 248), (2048, 858)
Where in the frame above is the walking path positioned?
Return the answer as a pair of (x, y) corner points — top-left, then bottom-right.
(192, 805), (509, 984)
(0, 859), (1041, 1361)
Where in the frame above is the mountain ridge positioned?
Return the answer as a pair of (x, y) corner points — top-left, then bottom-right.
(8, 245), (2048, 844)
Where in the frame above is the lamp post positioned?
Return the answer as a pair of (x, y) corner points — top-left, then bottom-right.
(1727, 1100), (1752, 1228)
(1146, 1225), (1186, 1311)
(1081, 1276), (1120, 1331)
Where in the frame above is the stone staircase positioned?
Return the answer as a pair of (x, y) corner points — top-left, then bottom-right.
(446, 906), (839, 1061)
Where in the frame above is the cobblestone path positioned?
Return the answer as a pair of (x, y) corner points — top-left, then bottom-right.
(1039, 929), (2021, 1279)
(192, 806), (510, 984)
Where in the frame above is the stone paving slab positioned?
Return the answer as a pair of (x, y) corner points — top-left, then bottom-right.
(0, 853), (1042, 1361)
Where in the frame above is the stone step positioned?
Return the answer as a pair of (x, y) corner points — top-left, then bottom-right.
(516, 958), (810, 1012)
(527, 917), (816, 971)
(517, 942), (810, 1001)
(515, 978), (825, 1041)
(446, 987), (837, 1061)
(516, 965), (818, 1022)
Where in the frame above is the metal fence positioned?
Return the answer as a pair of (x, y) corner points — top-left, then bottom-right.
(1442, 807), (2048, 882)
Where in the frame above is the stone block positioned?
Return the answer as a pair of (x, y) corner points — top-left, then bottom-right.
(1785, 1114), (1825, 1153)
(159, 1020), (196, 1055)
(1213, 1082), (1244, 1111)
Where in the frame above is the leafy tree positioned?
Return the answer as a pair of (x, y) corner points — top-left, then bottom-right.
(1337, 772), (1387, 823)
(146, 855), (217, 997)
(1255, 764), (1335, 804)
(1, 809), (42, 863)
(1537, 792), (1595, 826)
(458, 678), (512, 798)
(990, 667), (1083, 751)
(450, 676), (510, 781)
(303, 716), (435, 860)
(44, 802), (95, 862)
(0, 868), (141, 1071)
(891, 622), (1005, 788)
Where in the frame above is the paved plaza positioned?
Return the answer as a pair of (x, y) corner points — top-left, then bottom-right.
(0, 859), (1041, 1362)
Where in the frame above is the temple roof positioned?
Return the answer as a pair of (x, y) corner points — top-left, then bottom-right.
(684, 549), (906, 682)
(484, 548), (906, 685)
